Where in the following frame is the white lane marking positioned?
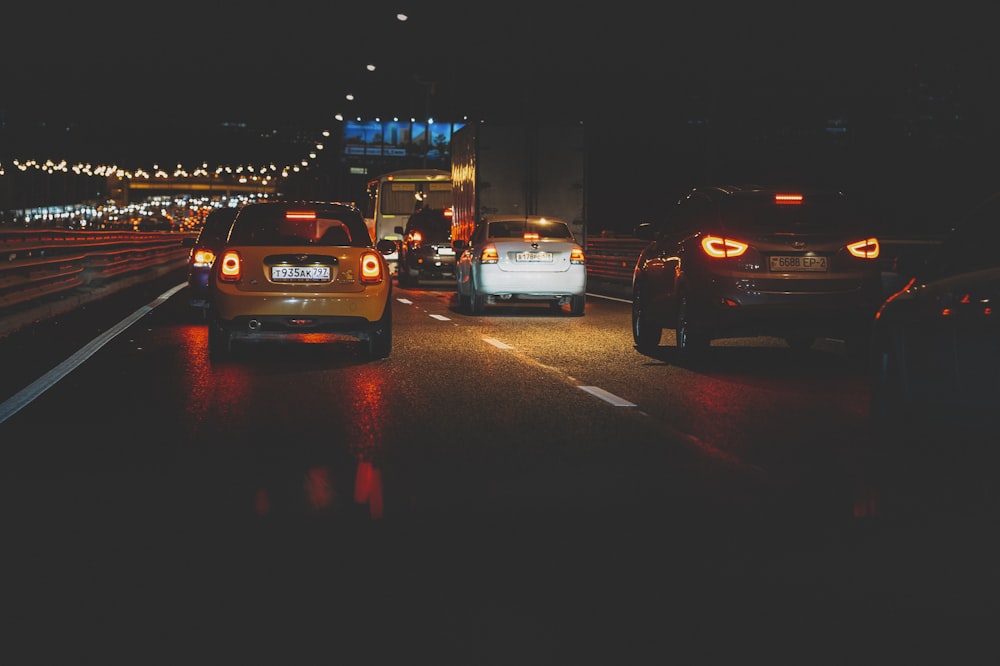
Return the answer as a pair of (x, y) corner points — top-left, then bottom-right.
(396, 298), (413, 304)
(429, 314), (450, 321)
(0, 282), (186, 425)
(483, 337), (513, 350)
(577, 386), (637, 407)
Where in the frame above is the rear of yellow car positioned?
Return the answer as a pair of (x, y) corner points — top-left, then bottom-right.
(207, 201), (394, 360)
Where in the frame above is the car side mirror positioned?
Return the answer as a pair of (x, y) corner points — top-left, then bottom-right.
(376, 239), (397, 255)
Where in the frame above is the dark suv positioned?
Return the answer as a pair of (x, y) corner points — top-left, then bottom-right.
(631, 185), (883, 363)
(395, 207), (456, 287)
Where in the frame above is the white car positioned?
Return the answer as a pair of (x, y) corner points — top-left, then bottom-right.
(454, 215), (586, 315)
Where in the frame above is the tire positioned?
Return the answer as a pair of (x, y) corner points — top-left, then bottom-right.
(471, 287), (486, 315)
(631, 281), (662, 350)
(675, 295), (709, 360)
(458, 289), (472, 314)
(365, 302), (392, 360)
(208, 319), (232, 359)
(399, 265), (419, 287)
(869, 329), (906, 425)
(569, 294), (585, 316)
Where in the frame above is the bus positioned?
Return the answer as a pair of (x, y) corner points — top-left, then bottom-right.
(363, 169), (453, 275)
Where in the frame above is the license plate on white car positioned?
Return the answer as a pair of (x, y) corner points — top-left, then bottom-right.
(515, 251), (553, 263)
(271, 265), (331, 281)
(769, 256), (828, 272)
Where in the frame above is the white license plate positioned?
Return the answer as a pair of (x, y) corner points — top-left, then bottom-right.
(515, 251), (553, 263)
(437, 246), (455, 256)
(271, 265), (331, 281)
(769, 256), (827, 272)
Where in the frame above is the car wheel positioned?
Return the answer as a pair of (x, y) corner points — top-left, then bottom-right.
(365, 303), (392, 360)
(676, 295), (709, 358)
(458, 289), (472, 314)
(632, 281), (662, 350)
(471, 286), (486, 315)
(870, 328), (906, 425)
(208, 319), (232, 359)
(569, 294), (585, 316)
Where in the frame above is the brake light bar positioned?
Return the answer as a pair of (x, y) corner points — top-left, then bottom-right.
(774, 193), (803, 205)
(286, 211), (317, 220)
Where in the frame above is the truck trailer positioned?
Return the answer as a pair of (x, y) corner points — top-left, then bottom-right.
(450, 122), (587, 249)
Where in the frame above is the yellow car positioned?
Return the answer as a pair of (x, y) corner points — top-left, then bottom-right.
(207, 201), (396, 360)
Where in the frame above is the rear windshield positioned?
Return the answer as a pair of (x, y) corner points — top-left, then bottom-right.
(716, 193), (858, 232)
(488, 219), (574, 240)
(229, 204), (370, 247)
(405, 211), (452, 241)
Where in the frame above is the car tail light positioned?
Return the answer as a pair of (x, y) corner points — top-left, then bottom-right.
(409, 230), (423, 244)
(480, 245), (499, 264)
(847, 237), (880, 259)
(444, 207), (454, 218)
(360, 251), (383, 283)
(523, 231), (540, 242)
(701, 236), (748, 258)
(774, 193), (804, 205)
(286, 210), (317, 221)
(218, 250), (241, 282)
(192, 248), (216, 267)
(570, 247), (585, 265)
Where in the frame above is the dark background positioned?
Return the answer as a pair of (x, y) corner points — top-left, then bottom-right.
(3, 3), (998, 233)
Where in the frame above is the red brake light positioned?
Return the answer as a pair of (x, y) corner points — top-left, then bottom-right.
(360, 251), (383, 283)
(570, 247), (585, 265)
(409, 230), (423, 243)
(444, 207), (453, 218)
(774, 193), (803, 205)
(523, 231), (540, 242)
(701, 236), (748, 258)
(192, 249), (216, 267)
(218, 250), (241, 281)
(480, 245), (499, 264)
(286, 211), (317, 220)
(847, 237), (880, 259)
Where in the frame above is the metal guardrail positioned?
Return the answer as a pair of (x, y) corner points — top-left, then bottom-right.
(0, 229), (194, 310)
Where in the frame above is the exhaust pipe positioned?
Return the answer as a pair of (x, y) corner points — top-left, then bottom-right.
(248, 319), (261, 330)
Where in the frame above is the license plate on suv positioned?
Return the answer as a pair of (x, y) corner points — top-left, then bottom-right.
(769, 256), (828, 272)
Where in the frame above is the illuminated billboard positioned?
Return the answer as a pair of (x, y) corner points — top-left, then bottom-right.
(343, 120), (465, 166)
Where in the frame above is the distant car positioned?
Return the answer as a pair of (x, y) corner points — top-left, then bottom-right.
(206, 200), (397, 360)
(394, 206), (456, 286)
(183, 206), (239, 317)
(631, 185), (883, 362)
(870, 191), (1000, 424)
(453, 215), (586, 315)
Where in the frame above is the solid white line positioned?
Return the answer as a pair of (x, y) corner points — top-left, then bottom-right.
(0, 282), (186, 425)
(429, 314), (450, 321)
(482, 337), (513, 349)
(577, 386), (637, 407)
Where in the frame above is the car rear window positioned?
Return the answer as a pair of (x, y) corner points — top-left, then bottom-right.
(717, 193), (856, 232)
(229, 205), (370, 247)
(488, 220), (573, 240)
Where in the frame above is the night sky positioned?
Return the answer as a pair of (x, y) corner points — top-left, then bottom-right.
(3, 3), (999, 229)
